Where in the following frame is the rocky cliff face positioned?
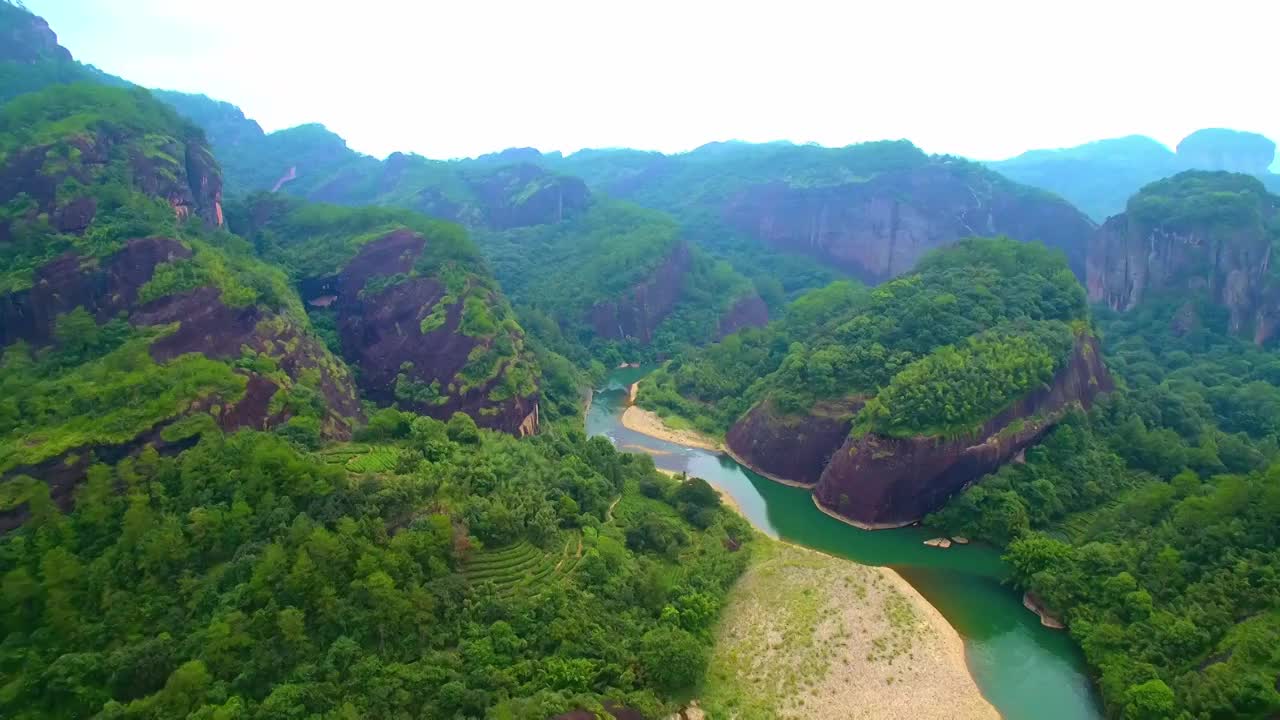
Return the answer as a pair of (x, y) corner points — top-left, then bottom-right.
(1086, 171), (1280, 345)
(0, 107), (224, 242)
(465, 163), (590, 230)
(0, 237), (362, 529)
(0, 3), (71, 64)
(813, 334), (1113, 527)
(326, 230), (540, 435)
(590, 242), (693, 343)
(725, 398), (863, 485)
(723, 164), (1094, 282)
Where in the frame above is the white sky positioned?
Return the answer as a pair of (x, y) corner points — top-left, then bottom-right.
(28, 0), (1280, 162)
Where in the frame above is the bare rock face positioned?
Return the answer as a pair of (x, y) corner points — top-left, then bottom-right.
(725, 398), (864, 485)
(812, 334), (1113, 527)
(1086, 171), (1280, 345)
(723, 164), (1094, 283)
(0, 237), (189, 347)
(590, 242), (693, 343)
(327, 230), (541, 435)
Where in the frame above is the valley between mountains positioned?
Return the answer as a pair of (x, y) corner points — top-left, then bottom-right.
(3, 3), (1280, 719)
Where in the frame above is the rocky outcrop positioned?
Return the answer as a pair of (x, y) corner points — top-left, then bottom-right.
(813, 334), (1113, 527)
(723, 164), (1094, 282)
(131, 286), (360, 434)
(725, 398), (863, 485)
(0, 236), (360, 434)
(590, 242), (693, 343)
(0, 3), (71, 63)
(0, 117), (224, 237)
(0, 237), (189, 347)
(465, 163), (590, 230)
(716, 293), (769, 339)
(328, 230), (540, 434)
(0, 240), (362, 530)
(1086, 171), (1280, 345)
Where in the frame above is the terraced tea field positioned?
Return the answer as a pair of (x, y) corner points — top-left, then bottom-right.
(464, 534), (582, 596)
(317, 444), (401, 473)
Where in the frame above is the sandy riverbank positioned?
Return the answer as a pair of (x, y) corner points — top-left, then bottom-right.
(698, 538), (999, 720)
(621, 405), (723, 451)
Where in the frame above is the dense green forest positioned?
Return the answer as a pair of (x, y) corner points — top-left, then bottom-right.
(477, 202), (760, 367)
(8, 3), (1280, 719)
(0, 420), (751, 719)
(639, 238), (1087, 436)
(927, 294), (1280, 718)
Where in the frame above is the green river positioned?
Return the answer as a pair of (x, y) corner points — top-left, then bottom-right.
(588, 368), (1103, 720)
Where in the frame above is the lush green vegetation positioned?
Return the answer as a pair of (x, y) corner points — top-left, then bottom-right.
(228, 194), (551, 418)
(640, 238), (1087, 436)
(0, 84), (197, 291)
(228, 193), (481, 282)
(0, 323), (243, 474)
(857, 321), (1075, 438)
(1127, 170), (1278, 232)
(479, 201), (761, 366)
(928, 293), (1280, 718)
(0, 415), (751, 718)
(551, 140), (931, 213)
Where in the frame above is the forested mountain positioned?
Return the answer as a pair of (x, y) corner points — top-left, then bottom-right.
(0, 409), (751, 718)
(929, 291), (1280, 719)
(546, 140), (1097, 288)
(642, 179), (1280, 715)
(5, 2), (1280, 719)
(0, 6), (752, 718)
(0, 84), (360, 528)
(639, 238), (1109, 525)
(476, 202), (765, 367)
(1088, 171), (1280, 347)
(990, 130), (1280, 221)
(916, 179), (1280, 716)
(226, 193), (545, 434)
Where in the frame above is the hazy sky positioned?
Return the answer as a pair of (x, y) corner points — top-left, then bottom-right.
(29, 0), (1280, 162)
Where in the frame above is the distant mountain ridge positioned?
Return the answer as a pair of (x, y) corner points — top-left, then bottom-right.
(989, 129), (1280, 220)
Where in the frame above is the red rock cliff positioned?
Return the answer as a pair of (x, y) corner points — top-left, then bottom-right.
(590, 242), (693, 343)
(0, 238), (361, 531)
(723, 165), (1094, 283)
(725, 398), (863, 485)
(1086, 181), (1280, 345)
(330, 230), (540, 435)
(813, 334), (1113, 527)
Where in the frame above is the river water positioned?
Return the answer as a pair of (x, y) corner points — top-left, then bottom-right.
(587, 368), (1102, 720)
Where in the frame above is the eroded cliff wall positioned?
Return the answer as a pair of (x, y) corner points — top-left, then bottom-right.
(812, 334), (1113, 527)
